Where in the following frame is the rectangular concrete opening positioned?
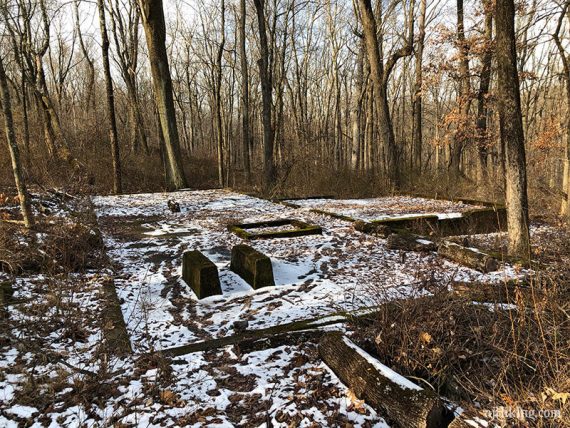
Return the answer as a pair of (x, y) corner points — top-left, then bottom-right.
(228, 218), (322, 240)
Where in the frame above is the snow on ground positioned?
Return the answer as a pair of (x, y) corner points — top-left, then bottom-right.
(284, 196), (484, 221)
(93, 189), (516, 353)
(2, 190), (527, 427)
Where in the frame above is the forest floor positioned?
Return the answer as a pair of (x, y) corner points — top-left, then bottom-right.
(0, 189), (566, 427)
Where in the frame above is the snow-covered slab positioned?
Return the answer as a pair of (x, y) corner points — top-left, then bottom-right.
(93, 190), (517, 352)
(285, 196), (483, 221)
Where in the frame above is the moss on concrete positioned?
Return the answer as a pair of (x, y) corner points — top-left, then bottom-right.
(228, 219), (322, 240)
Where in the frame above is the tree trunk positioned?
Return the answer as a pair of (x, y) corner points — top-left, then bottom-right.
(554, 1), (570, 222)
(351, 41), (364, 171)
(253, 0), (276, 194)
(412, 0), (426, 175)
(97, 0), (122, 194)
(450, 0), (471, 177)
(358, 0), (399, 188)
(215, 0), (226, 188)
(74, 0), (96, 111)
(0, 56), (34, 228)
(476, 2), (493, 188)
(496, 0), (531, 256)
(138, 0), (188, 190)
(239, 0), (252, 181)
(319, 332), (445, 428)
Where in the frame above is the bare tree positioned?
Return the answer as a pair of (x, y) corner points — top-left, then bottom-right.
(449, 0), (471, 176)
(73, 0), (96, 110)
(475, 0), (493, 186)
(214, 0), (226, 187)
(412, 0), (427, 174)
(109, 0), (149, 155)
(98, 0), (122, 194)
(0, 54), (34, 228)
(496, 0), (530, 256)
(253, 0), (276, 194)
(138, 0), (188, 189)
(554, 0), (570, 221)
(357, 0), (415, 188)
(238, 0), (251, 180)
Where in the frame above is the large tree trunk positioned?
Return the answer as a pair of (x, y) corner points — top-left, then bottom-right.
(97, 0), (122, 194)
(496, 0), (531, 256)
(358, 0), (399, 188)
(253, 0), (276, 194)
(412, 0), (426, 175)
(138, 0), (188, 190)
(0, 56), (34, 229)
(239, 0), (252, 181)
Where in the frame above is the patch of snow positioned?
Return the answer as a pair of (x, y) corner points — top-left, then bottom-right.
(341, 336), (422, 391)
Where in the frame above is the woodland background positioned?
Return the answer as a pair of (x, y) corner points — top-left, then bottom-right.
(0, 0), (568, 216)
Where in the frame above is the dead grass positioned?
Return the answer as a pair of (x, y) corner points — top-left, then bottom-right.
(353, 244), (570, 426)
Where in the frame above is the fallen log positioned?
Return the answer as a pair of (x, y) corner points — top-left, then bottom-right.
(100, 278), (132, 355)
(447, 409), (489, 427)
(438, 241), (499, 273)
(319, 332), (445, 428)
(354, 220), (392, 236)
(159, 314), (347, 357)
(386, 232), (437, 252)
(450, 277), (535, 303)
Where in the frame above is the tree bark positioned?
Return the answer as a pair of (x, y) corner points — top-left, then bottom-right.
(412, 0), (426, 175)
(554, 1), (570, 222)
(450, 0), (471, 176)
(97, 0), (122, 194)
(239, 0), (252, 181)
(138, 0), (188, 190)
(0, 56), (34, 229)
(475, 2), (493, 187)
(319, 332), (445, 428)
(358, 0), (414, 188)
(496, 0), (531, 256)
(438, 240), (499, 272)
(253, 0), (276, 194)
(358, 0), (398, 187)
(215, 0), (226, 188)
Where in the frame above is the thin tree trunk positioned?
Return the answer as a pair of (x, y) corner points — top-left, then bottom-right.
(496, 0), (531, 256)
(139, 0), (188, 190)
(74, 0), (96, 110)
(450, 0), (471, 176)
(351, 41), (365, 171)
(97, 0), (122, 194)
(554, 1), (570, 221)
(476, 2), (493, 187)
(215, 0), (226, 188)
(412, 0), (426, 176)
(0, 55), (34, 228)
(239, 0), (252, 181)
